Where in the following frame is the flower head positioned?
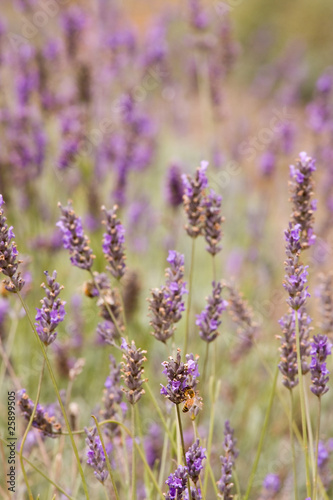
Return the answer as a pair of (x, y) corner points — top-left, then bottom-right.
(186, 439), (206, 485)
(57, 201), (95, 270)
(263, 473), (280, 493)
(102, 205), (126, 280)
(35, 271), (66, 346)
(165, 164), (184, 208)
(165, 465), (188, 500)
(100, 355), (124, 437)
(121, 340), (147, 404)
(217, 420), (238, 500)
(85, 427), (108, 483)
(182, 161), (208, 238)
(17, 389), (61, 438)
(310, 334), (331, 397)
(196, 281), (227, 343)
(203, 189), (224, 255)
(160, 349), (200, 405)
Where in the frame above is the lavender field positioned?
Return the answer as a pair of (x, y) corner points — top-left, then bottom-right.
(0, 1), (333, 499)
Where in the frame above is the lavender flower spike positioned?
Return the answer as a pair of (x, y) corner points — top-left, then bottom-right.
(160, 349), (200, 406)
(35, 270), (66, 346)
(0, 195), (25, 292)
(217, 420), (238, 500)
(17, 389), (62, 438)
(57, 201), (95, 270)
(121, 339), (147, 404)
(196, 281), (227, 343)
(165, 465), (188, 500)
(102, 205), (126, 280)
(182, 161), (208, 238)
(203, 189), (224, 255)
(186, 439), (206, 485)
(289, 151), (316, 249)
(85, 427), (108, 483)
(310, 334), (332, 397)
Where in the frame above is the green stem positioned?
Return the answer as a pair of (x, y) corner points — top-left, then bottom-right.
(157, 418), (170, 498)
(0, 436), (74, 500)
(304, 383), (315, 482)
(184, 238), (196, 354)
(294, 310), (311, 497)
(313, 397), (321, 500)
(233, 467), (241, 500)
(131, 406), (136, 500)
(203, 378), (220, 496)
(243, 365), (278, 500)
(202, 343), (209, 389)
(212, 255), (216, 283)
(91, 416), (120, 500)
(176, 405), (192, 500)
(289, 390), (299, 500)
(16, 291), (90, 500)
(19, 358), (45, 500)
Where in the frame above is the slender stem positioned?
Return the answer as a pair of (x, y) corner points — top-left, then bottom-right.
(233, 467), (241, 499)
(91, 416), (120, 500)
(289, 390), (299, 500)
(184, 238), (196, 354)
(19, 358), (45, 500)
(313, 397), (321, 500)
(212, 255), (216, 283)
(243, 365), (278, 500)
(16, 291), (90, 500)
(294, 310), (311, 497)
(203, 378), (220, 496)
(202, 343), (209, 389)
(176, 405), (192, 500)
(146, 382), (177, 454)
(131, 405), (136, 500)
(304, 383), (315, 482)
(157, 417), (170, 498)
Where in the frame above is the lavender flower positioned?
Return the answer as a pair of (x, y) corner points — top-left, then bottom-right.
(203, 190), (224, 255)
(121, 339), (147, 404)
(0, 195), (25, 292)
(100, 355), (124, 437)
(85, 427), (108, 484)
(263, 473), (280, 493)
(165, 163), (185, 208)
(310, 334), (331, 397)
(102, 205), (126, 280)
(17, 389), (61, 438)
(283, 223), (310, 310)
(289, 152), (316, 249)
(186, 439), (206, 485)
(217, 420), (238, 500)
(57, 202), (95, 270)
(165, 465), (188, 500)
(149, 251), (187, 343)
(34, 271), (66, 346)
(277, 307), (312, 389)
(182, 161), (208, 238)
(318, 273), (333, 337)
(196, 281), (227, 343)
(160, 349), (200, 405)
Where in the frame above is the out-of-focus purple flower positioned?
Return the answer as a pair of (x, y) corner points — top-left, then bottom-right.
(318, 273), (333, 337)
(165, 465), (188, 500)
(259, 150), (276, 177)
(17, 389), (61, 438)
(35, 270), (66, 346)
(121, 340), (147, 404)
(101, 205), (126, 280)
(317, 441), (329, 468)
(57, 107), (84, 170)
(57, 202), (95, 270)
(196, 281), (227, 343)
(188, 0), (209, 30)
(149, 251), (187, 343)
(165, 163), (184, 208)
(283, 224), (310, 310)
(61, 6), (86, 58)
(203, 189), (224, 255)
(217, 420), (238, 500)
(307, 71), (333, 133)
(85, 427), (108, 483)
(186, 439), (206, 485)
(289, 152), (316, 249)
(263, 473), (280, 493)
(310, 334), (331, 397)
(100, 355), (124, 437)
(182, 161), (208, 238)
(0, 195), (25, 292)
(144, 423), (163, 467)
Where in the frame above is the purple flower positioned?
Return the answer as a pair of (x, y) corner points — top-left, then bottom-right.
(17, 389), (62, 438)
(0, 195), (25, 292)
(35, 271), (66, 346)
(196, 281), (227, 343)
(217, 420), (238, 500)
(100, 355), (124, 437)
(289, 152), (316, 249)
(57, 202), (95, 270)
(310, 334), (331, 397)
(121, 340), (147, 404)
(102, 205), (126, 280)
(186, 439), (206, 485)
(160, 350), (201, 410)
(182, 161), (208, 238)
(85, 427), (108, 483)
(203, 190), (224, 255)
(263, 473), (280, 493)
(165, 465), (188, 500)
(165, 164), (184, 208)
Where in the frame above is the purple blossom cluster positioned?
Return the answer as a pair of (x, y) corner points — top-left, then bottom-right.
(102, 205), (126, 280)
(160, 349), (200, 405)
(35, 270), (66, 346)
(217, 420), (238, 500)
(85, 427), (108, 484)
(121, 339), (147, 405)
(17, 389), (62, 438)
(196, 281), (227, 343)
(182, 161), (208, 238)
(310, 334), (331, 397)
